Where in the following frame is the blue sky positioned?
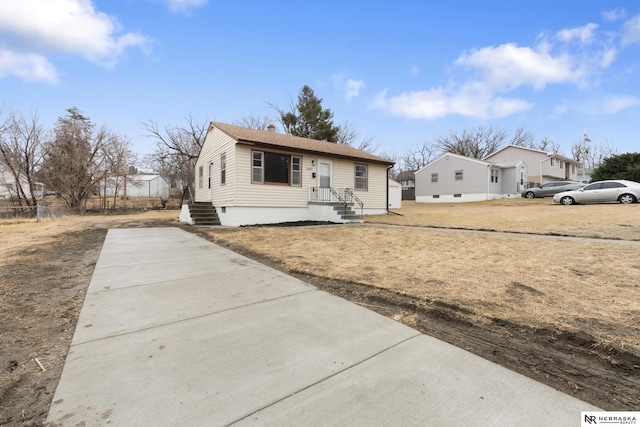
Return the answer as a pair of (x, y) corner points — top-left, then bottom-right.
(1, 0), (640, 166)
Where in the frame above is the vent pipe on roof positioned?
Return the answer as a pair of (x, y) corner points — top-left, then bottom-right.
(267, 124), (276, 133)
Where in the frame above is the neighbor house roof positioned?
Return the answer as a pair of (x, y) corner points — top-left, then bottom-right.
(485, 145), (579, 165)
(211, 122), (394, 165)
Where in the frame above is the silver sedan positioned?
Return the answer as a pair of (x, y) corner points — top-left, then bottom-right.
(553, 180), (640, 205)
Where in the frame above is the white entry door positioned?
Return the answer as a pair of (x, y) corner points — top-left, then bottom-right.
(317, 160), (332, 201)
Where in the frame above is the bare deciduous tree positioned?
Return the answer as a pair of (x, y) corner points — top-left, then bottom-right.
(143, 115), (208, 190)
(401, 140), (437, 172)
(0, 109), (45, 206)
(435, 125), (510, 159)
(335, 120), (378, 153)
(570, 138), (618, 171)
(233, 114), (273, 131)
(40, 107), (111, 210)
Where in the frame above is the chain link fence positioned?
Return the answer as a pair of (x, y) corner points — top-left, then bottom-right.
(0, 205), (62, 221)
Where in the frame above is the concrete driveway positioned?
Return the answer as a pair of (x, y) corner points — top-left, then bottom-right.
(47, 227), (598, 426)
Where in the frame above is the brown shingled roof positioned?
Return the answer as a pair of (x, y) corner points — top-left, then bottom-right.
(211, 122), (393, 165)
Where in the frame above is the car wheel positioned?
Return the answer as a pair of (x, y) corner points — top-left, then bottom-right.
(524, 192), (535, 199)
(560, 196), (575, 205)
(618, 194), (637, 204)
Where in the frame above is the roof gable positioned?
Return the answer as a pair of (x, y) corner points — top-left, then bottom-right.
(211, 122), (393, 165)
(485, 145), (579, 165)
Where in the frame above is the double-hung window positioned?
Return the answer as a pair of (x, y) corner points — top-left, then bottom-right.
(355, 164), (368, 190)
(220, 154), (226, 185)
(491, 169), (499, 183)
(431, 173), (438, 183)
(198, 165), (203, 188)
(455, 170), (463, 181)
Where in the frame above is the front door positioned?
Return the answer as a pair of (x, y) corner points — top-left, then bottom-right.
(318, 159), (332, 201)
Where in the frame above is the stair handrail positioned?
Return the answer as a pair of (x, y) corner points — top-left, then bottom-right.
(344, 188), (364, 218)
(180, 185), (195, 206)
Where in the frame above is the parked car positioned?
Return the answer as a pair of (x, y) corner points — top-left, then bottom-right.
(521, 181), (585, 199)
(553, 180), (640, 205)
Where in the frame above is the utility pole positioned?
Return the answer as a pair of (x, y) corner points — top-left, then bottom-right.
(581, 129), (590, 182)
(123, 136), (127, 211)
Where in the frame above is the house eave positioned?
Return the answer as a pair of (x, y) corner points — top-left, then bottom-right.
(236, 139), (394, 166)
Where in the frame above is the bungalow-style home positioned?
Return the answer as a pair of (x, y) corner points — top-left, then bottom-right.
(0, 160), (44, 201)
(414, 153), (528, 203)
(182, 122), (394, 226)
(484, 145), (579, 187)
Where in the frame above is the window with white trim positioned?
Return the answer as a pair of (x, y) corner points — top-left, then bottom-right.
(291, 156), (301, 186)
(431, 173), (438, 183)
(355, 164), (368, 190)
(455, 170), (463, 181)
(220, 154), (226, 185)
(198, 165), (203, 189)
(491, 169), (499, 183)
(252, 150), (301, 186)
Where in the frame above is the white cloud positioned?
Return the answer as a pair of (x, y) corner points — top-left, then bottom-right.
(602, 8), (626, 22)
(373, 83), (532, 120)
(602, 95), (639, 114)
(455, 43), (585, 90)
(621, 14), (640, 46)
(345, 79), (365, 102)
(556, 23), (598, 44)
(163, 0), (208, 13)
(0, 49), (57, 82)
(0, 0), (149, 82)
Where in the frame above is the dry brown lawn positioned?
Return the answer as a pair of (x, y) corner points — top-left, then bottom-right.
(202, 199), (640, 357)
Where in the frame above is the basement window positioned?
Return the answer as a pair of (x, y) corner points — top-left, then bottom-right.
(433, 195), (440, 199)
(454, 194), (462, 198)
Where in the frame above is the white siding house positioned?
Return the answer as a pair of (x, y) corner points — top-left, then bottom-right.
(187, 122), (394, 226)
(99, 174), (170, 199)
(415, 153), (527, 203)
(484, 145), (579, 186)
(0, 161), (44, 201)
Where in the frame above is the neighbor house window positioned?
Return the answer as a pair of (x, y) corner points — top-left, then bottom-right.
(491, 169), (499, 183)
(291, 156), (301, 186)
(198, 165), (203, 189)
(455, 170), (463, 181)
(252, 150), (301, 186)
(572, 165), (576, 174)
(560, 161), (564, 169)
(220, 154), (226, 185)
(355, 164), (368, 190)
(550, 158), (555, 166)
(431, 173), (438, 183)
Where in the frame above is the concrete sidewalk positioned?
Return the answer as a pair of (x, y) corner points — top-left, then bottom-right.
(47, 227), (598, 426)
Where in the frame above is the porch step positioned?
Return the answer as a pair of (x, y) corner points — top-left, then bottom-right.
(188, 202), (221, 226)
(333, 204), (363, 223)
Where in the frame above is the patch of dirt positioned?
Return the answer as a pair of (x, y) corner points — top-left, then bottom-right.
(1, 219), (637, 427)
(0, 217), (178, 427)
(202, 235), (640, 411)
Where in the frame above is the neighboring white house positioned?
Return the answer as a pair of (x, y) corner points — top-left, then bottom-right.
(185, 122), (395, 226)
(415, 153), (528, 203)
(0, 161), (44, 201)
(99, 174), (170, 199)
(484, 145), (579, 186)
